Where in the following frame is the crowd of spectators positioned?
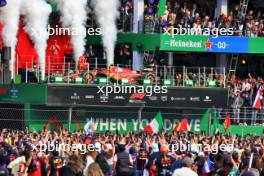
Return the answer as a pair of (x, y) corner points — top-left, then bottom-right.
(173, 72), (225, 88)
(0, 128), (264, 176)
(86, 0), (134, 32)
(228, 74), (264, 125)
(86, 0), (264, 36)
(157, 1), (264, 37)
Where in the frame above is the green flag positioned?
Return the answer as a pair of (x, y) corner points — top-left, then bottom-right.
(213, 111), (219, 134)
(47, 0), (57, 12)
(158, 0), (167, 17)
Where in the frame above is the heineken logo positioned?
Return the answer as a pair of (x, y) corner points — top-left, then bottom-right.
(164, 39), (214, 49)
(165, 39), (203, 48)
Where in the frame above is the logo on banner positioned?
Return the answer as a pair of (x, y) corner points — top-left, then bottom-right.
(114, 96), (125, 100)
(149, 96), (158, 101)
(129, 93), (146, 100)
(203, 96), (212, 102)
(161, 96), (168, 102)
(0, 88), (8, 95)
(205, 40), (213, 49)
(171, 97), (186, 101)
(71, 92), (80, 100)
(100, 94), (109, 103)
(85, 95), (95, 99)
(10, 88), (19, 98)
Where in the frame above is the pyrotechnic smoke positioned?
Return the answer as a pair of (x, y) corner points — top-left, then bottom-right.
(92, 0), (120, 67)
(53, 0), (87, 64)
(21, 0), (52, 81)
(0, 0), (22, 79)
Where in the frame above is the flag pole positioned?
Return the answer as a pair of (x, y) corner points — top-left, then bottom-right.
(138, 104), (145, 134)
(249, 153), (254, 168)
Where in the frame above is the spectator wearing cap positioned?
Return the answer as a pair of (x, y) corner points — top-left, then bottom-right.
(153, 144), (175, 176)
(172, 157), (198, 176)
(194, 152), (206, 175)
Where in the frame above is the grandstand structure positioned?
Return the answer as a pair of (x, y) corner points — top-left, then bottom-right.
(0, 0), (264, 135)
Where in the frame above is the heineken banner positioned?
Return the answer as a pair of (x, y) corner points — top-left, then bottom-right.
(160, 35), (264, 54)
(47, 85), (228, 108)
(87, 33), (264, 53)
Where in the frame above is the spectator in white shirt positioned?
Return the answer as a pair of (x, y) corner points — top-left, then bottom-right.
(173, 157), (198, 176)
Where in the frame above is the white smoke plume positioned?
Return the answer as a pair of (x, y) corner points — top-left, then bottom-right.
(92, 0), (120, 67)
(21, 0), (52, 81)
(0, 0), (22, 79)
(52, 0), (87, 64)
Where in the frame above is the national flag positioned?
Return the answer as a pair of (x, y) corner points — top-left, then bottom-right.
(202, 157), (213, 174)
(84, 118), (94, 135)
(144, 112), (163, 134)
(157, 0), (167, 17)
(253, 87), (262, 109)
(173, 118), (188, 133)
(223, 114), (231, 133)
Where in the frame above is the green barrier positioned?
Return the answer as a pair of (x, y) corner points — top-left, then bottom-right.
(217, 125), (264, 136)
(208, 80), (216, 87)
(185, 80), (194, 87)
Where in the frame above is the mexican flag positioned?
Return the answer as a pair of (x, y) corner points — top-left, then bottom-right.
(144, 112), (163, 134)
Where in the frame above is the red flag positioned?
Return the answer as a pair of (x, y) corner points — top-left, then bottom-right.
(144, 124), (153, 133)
(253, 88), (262, 110)
(224, 114), (231, 133)
(174, 118), (188, 133)
(173, 122), (181, 133)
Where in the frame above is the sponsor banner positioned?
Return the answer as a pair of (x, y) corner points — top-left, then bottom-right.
(0, 84), (47, 104)
(29, 106), (210, 133)
(207, 36), (248, 53)
(160, 35), (207, 52)
(160, 35), (264, 54)
(47, 85), (227, 108)
(92, 117), (202, 133)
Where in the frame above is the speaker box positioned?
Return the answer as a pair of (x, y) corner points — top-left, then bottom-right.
(1, 46), (11, 61)
(3, 66), (11, 84)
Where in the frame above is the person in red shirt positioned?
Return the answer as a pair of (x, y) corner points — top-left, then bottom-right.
(27, 151), (41, 176)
